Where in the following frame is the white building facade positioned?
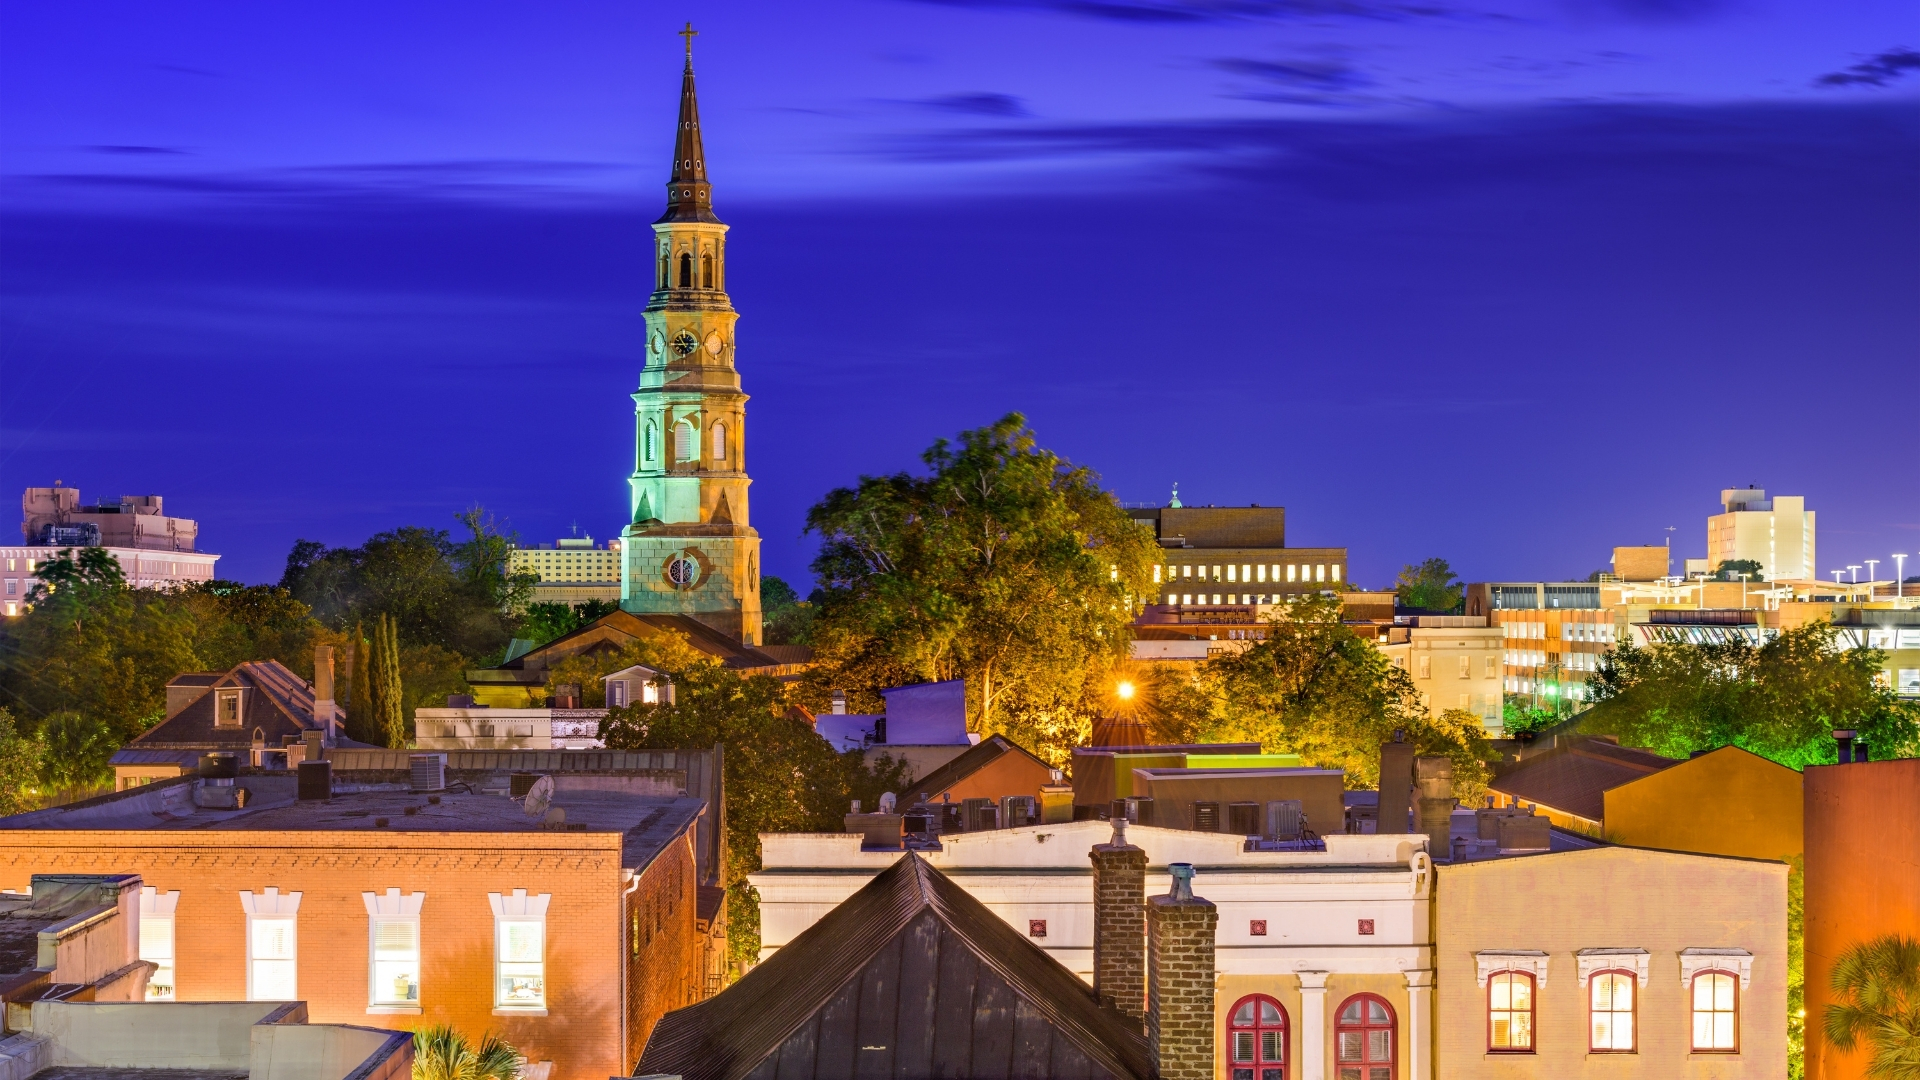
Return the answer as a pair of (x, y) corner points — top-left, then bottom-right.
(0, 545), (220, 616)
(1707, 488), (1814, 582)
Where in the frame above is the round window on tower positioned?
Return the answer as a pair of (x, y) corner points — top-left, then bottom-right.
(667, 558), (698, 587)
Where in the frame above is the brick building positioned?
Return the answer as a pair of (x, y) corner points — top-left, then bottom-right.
(0, 758), (723, 1079)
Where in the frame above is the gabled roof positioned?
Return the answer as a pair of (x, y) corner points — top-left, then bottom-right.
(902, 734), (1051, 803)
(1489, 736), (1679, 823)
(638, 854), (1152, 1080)
(490, 610), (802, 674)
(131, 661), (322, 749)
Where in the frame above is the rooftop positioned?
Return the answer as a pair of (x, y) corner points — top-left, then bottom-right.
(1489, 736), (1679, 823)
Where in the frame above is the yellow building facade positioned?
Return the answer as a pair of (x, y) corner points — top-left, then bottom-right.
(1436, 846), (1788, 1079)
(1603, 746), (1803, 862)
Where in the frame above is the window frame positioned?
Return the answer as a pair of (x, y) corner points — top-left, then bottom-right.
(1689, 969), (1739, 1054)
(138, 887), (179, 1002)
(1587, 968), (1638, 1054)
(363, 888), (426, 1014)
(1227, 993), (1289, 1080)
(1334, 992), (1397, 1080)
(213, 688), (243, 728)
(1486, 970), (1536, 1054)
(489, 889), (551, 1015)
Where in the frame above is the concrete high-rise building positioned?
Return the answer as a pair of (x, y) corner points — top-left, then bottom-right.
(6, 485), (219, 614)
(620, 41), (762, 645)
(1706, 488), (1815, 582)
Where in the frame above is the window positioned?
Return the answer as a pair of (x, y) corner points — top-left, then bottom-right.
(364, 889), (423, 1010)
(1028, 920), (1047, 938)
(711, 421), (727, 460)
(1228, 994), (1288, 1080)
(1154, 565), (1162, 584)
(1486, 656), (1499, 678)
(1488, 971), (1535, 1052)
(214, 689), (242, 727)
(1287, 564), (1297, 582)
(701, 252), (714, 288)
(644, 421), (657, 462)
(490, 890), (549, 1011)
(1332, 565), (1341, 582)
(1181, 565), (1191, 578)
(610, 681), (628, 708)
(658, 252), (669, 288)
(1257, 565), (1267, 583)
(678, 252), (693, 288)
(1691, 971), (1738, 1052)
(1589, 971), (1636, 1052)
(139, 887), (178, 1001)
(674, 421), (695, 461)
(1315, 564), (1326, 582)
(240, 888), (301, 1002)
(1417, 656), (1431, 680)
(1228, 565), (1237, 583)
(1335, 994), (1395, 1080)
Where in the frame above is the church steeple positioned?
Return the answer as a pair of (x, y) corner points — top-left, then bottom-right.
(659, 23), (720, 225)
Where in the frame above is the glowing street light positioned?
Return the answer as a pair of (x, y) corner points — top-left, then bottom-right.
(1115, 681), (1135, 701)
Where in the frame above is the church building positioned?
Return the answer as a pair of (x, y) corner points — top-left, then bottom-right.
(622, 34), (763, 646)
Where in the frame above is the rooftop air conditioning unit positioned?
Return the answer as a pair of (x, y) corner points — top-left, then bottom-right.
(409, 752), (447, 793)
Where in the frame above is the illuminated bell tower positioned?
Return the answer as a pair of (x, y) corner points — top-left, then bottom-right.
(621, 27), (762, 645)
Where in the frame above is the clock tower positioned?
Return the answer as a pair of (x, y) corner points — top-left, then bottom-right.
(621, 31), (762, 644)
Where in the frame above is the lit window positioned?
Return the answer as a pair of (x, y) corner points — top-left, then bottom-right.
(240, 888), (302, 1001)
(1154, 565), (1163, 584)
(364, 889), (424, 1009)
(1335, 993), (1395, 1080)
(1691, 971), (1738, 1052)
(1228, 565), (1238, 583)
(1257, 565), (1267, 583)
(1332, 565), (1342, 582)
(1182, 565), (1192, 579)
(139, 887), (179, 1001)
(1227, 994), (1288, 1080)
(1315, 564), (1326, 582)
(1589, 971), (1636, 1052)
(1270, 564), (1280, 582)
(214, 689), (243, 727)
(1288, 565), (1297, 582)
(1183, 594), (1192, 605)
(1489, 971), (1534, 1051)
(490, 890), (549, 1010)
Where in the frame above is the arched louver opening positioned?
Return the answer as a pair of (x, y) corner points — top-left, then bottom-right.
(658, 252), (670, 289)
(674, 421), (695, 462)
(701, 252), (714, 288)
(643, 421), (657, 462)
(678, 252), (693, 289)
(711, 421), (727, 461)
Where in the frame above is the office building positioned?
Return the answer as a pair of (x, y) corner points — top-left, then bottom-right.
(1377, 616), (1505, 732)
(1129, 503), (1348, 606)
(512, 534), (623, 606)
(6, 485), (220, 615)
(1707, 487), (1815, 582)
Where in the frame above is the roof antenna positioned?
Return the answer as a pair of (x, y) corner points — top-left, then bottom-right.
(1168, 483), (1182, 509)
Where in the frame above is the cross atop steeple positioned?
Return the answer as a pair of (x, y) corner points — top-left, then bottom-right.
(678, 22), (698, 62)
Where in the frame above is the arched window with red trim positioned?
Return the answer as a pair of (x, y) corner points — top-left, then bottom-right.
(1335, 994), (1396, 1080)
(1488, 970), (1535, 1052)
(1589, 969), (1637, 1053)
(1227, 994), (1287, 1080)
(1690, 970), (1738, 1052)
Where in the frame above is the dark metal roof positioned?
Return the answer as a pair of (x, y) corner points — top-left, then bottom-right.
(658, 55), (721, 225)
(1489, 736), (1679, 822)
(131, 661), (321, 749)
(637, 854), (1152, 1080)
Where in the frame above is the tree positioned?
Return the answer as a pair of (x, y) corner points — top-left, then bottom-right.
(1395, 558), (1462, 612)
(1583, 623), (1920, 766)
(1822, 934), (1920, 1079)
(516, 599), (620, 650)
(411, 1025), (522, 1080)
(367, 614), (406, 748)
(37, 710), (116, 797)
(344, 623), (380, 746)
(1157, 593), (1491, 803)
(0, 708), (43, 816)
(761, 576), (814, 646)
(802, 413), (1159, 764)
(1713, 558), (1765, 582)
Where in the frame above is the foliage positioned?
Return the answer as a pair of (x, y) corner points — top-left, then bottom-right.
(1823, 934), (1920, 1079)
(1713, 558), (1766, 582)
(516, 599), (619, 649)
(0, 708), (44, 816)
(801, 414), (1159, 765)
(400, 644), (470, 720)
(761, 576), (814, 647)
(279, 507), (536, 661)
(37, 710), (116, 795)
(1394, 558), (1463, 613)
(601, 634), (911, 963)
(1154, 593), (1492, 804)
(411, 1024), (522, 1080)
(367, 614), (406, 748)
(1583, 623), (1920, 766)
(344, 624), (379, 746)
(1501, 698), (1567, 740)
(1789, 854), (1806, 1080)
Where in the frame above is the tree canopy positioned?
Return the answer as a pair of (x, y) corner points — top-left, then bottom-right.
(1582, 622), (1920, 766)
(1395, 558), (1463, 612)
(801, 413), (1159, 764)
(1712, 558), (1766, 582)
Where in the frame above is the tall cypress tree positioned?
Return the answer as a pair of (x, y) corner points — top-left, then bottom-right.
(370, 614), (406, 749)
(345, 622), (377, 746)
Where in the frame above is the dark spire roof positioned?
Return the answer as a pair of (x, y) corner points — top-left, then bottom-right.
(658, 44), (722, 225)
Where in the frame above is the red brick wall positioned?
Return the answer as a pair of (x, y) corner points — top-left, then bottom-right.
(625, 830), (702, 1069)
(0, 828), (699, 1080)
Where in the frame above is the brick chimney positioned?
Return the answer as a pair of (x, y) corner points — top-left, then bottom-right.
(1148, 863), (1217, 1080)
(1378, 729), (1415, 833)
(1415, 755), (1455, 859)
(1090, 818), (1147, 1022)
(311, 644), (337, 744)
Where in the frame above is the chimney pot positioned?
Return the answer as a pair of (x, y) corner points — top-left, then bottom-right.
(1167, 862), (1195, 901)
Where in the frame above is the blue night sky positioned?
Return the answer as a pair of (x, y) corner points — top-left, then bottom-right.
(1, 1), (1915, 590)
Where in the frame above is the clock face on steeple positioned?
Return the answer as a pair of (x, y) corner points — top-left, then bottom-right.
(671, 330), (699, 357)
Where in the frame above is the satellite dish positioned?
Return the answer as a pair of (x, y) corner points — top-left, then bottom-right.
(522, 775), (554, 819)
(877, 792), (897, 814)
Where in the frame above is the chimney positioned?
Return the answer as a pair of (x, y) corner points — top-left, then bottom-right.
(1090, 819), (1148, 1022)
(1378, 730), (1415, 834)
(1148, 863), (1217, 1080)
(1833, 728), (1856, 764)
(1415, 755), (1455, 859)
(311, 645), (337, 741)
(831, 690), (848, 715)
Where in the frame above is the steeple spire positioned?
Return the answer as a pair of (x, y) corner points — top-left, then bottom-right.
(659, 23), (720, 225)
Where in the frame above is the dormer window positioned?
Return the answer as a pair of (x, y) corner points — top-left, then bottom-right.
(215, 689), (243, 727)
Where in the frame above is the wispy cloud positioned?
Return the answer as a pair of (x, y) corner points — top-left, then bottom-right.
(86, 145), (188, 156)
(906, 92), (1032, 117)
(1212, 56), (1373, 93)
(903, 0), (1479, 26)
(1816, 47), (1920, 87)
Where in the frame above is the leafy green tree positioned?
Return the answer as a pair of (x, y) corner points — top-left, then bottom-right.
(601, 632), (910, 964)
(761, 576), (814, 646)
(1823, 934), (1920, 1079)
(411, 1024), (521, 1080)
(515, 598), (620, 649)
(0, 708), (44, 816)
(37, 710), (116, 797)
(1395, 558), (1463, 612)
(1583, 623), (1919, 766)
(1713, 558), (1766, 582)
(802, 413), (1159, 764)
(1157, 593), (1492, 803)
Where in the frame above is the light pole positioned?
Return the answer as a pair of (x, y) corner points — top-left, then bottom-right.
(1848, 565), (1861, 583)
(1896, 554), (1910, 600)
(1866, 559), (1880, 599)
(1832, 569), (1845, 586)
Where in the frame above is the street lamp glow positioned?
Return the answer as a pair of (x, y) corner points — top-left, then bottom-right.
(1115, 681), (1135, 701)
